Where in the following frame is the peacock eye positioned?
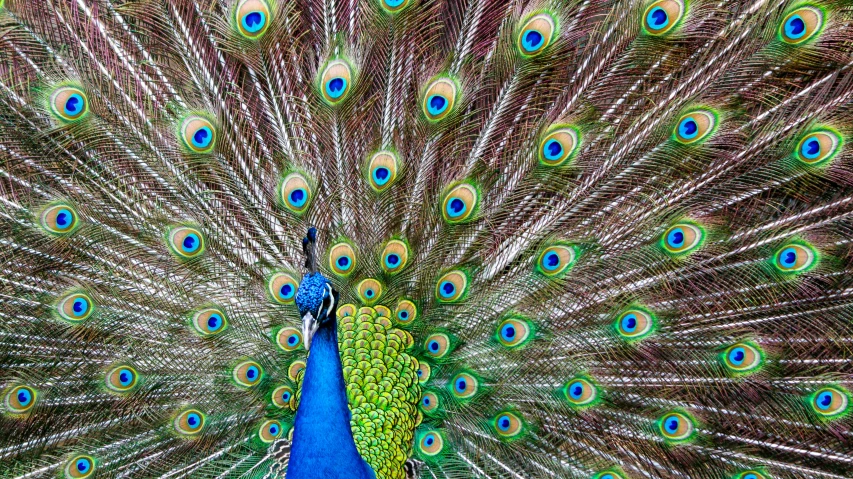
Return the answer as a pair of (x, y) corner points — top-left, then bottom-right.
(563, 377), (598, 407)
(338, 303), (356, 318)
(492, 411), (524, 439)
(734, 471), (766, 479)
(441, 183), (478, 223)
(416, 361), (431, 383)
(423, 332), (451, 359)
(319, 60), (353, 105)
(780, 6), (823, 45)
(276, 327), (303, 352)
(329, 242), (357, 276)
(50, 86), (88, 122)
(64, 455), (95, 479)
(536, 244), (578, 276)
(280, 173), (313, 214)
(615, 308), (654, 341)
(168, 226), (205, 259)
(593, 471), (626, 479)
(106, 365), (139, 392)
(773, 242), (817, 274)
(259, 419), (284, 443)
(5, 385), (37, 413)
(435, 270), (468, 303)
(180, 115), (216, 153)
(658, 411), (695, 442)
(642, 0), (685, 36)
(174, 409), (205, 436)
(496, 316), (533, 349)
(40, 204), (80, 235)
(449, 372), (478, 399)
(417, 430), (444, 456)
(381, 240), (409, 274)
(235, 0), (272, 39)
(810, 386), (849, 418)
(192, 308), (228, 336)
(233, 360), (264, 387)
(367, 151), (400, 192)
(272, 385), (294, 409)
(516, 12), (556, 57)
(721, 342), (763, 375)
(268, 272), (298, 304)
(420, 391), (439, 414)
(673, 110), (716, 144)
(539, 127), (579, 166)
(379, 0), (411, 13)
(661, 222), (704, 255)
(57, 292), (95, 323)
(796, 130), (841, 165)
(356, 278), (383, 304)
(394, 300), (417, 325)
(422, 77), (458, 122)
(288, 360), (306, 381)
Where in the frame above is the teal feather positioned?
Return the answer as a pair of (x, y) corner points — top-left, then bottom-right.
(0, 0), (852, 478)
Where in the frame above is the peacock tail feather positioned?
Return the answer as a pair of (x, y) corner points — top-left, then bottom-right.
(0, 0), (852, 478)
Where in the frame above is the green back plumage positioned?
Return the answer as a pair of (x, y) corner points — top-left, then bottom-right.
(1, 0), (852, 478)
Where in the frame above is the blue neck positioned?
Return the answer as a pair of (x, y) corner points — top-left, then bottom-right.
(287, 318), (375, 479)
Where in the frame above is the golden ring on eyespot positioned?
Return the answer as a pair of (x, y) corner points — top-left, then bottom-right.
(780, 6), (823, 45)
(539, 128), (578, 166)
(174, 409), (205, 435)
(235, 0), (272, 39)
(424, 333), (451, 359)
(50, 86), (88, 122)
(643, 0), (685, 36)
(517, 13), (556, 56)
(416, 361), (431, 383)
(169, 226), (205, 258)
(381, 240), (409, 274)
(395, 300), (417, 325)
(58, 292), (94, 322)
(796, 130), (840, 165)
(422, 78), (457, 121)
(435, 270), (467, 302)
(357, 278), (383, 304)
(319, 60), (353, 104)
(564, 377), (597, 405)
(180, 116), (216, 153)
(40, 204), (79, 235)
(441, 183), (477, 223)
(272, 385), (294, 409)
(233, 360), (263, 387)
(367, 151), (400, 192)
(673, 110), (716, 144)
(5, 385), (37, 413)
(288, 360), (306, 381)
(329, 242), (357, 276)
(64, 455), (95, 479)
(106, 365), (139, 392)
(259, 419), (284, 443)
(280, 173), (312, 213)
(277, 327), (303, 352)
(192, 308), (228, 336)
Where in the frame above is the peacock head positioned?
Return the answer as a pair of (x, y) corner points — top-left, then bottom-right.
(296, 228), (339, 351)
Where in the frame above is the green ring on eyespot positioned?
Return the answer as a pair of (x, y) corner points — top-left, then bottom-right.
(235, 0), (272, 39)
(49, 86), (89, 122)
(809, 386), (849, 418)
(657, 410), (696, 443)
(779, 6), (824, 45)
(772, 241), (818, 275)
(422, 77), (458, 122)
(642, 0), (685, 36)
(64, 454), (96, 479)
(516, 12), (557, 57)
(380, 0), (411, 13)
(795, 129), (842, 166)
(40, 203), (81, 235)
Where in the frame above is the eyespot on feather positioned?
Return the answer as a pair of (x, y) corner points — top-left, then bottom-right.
(492, 410), (525, 439)
(615, 307), (655, 341)
(673, 110), (716, 144)
(657, 411), (695, 443)
(192, 308), (228, 336)
(234, 0), (272, 39)
(449, 371), (478, 400)
(380, 240), (409, 274)
(809, 386), (849, 418)
(642, 0), (685, 36)
(367, 151), (400, 192)
(180, 116), (216, 153)
(57, 292), (95, 323)
(422, 77), (458, 122)
(329, 242), (357, 276)
(416, 361), (432, 383)
(50, 86), (88, 122)
(733, 470), (767, 479)
(660, 222), (704, 255)
(106, 365), (139, 392)
(423, 332), (452, 359)
(168, 226), (205, 259)
(779, 6), (823, 45)
(233, 360), (264, 387)
(288, 360), (306, 381)
(435, 270), (468, 303)
(720, 342), (764, 375)
(563, 376), (598, 407)
(379, 0), (412, 13)
(64, 455), (95, 479)
(268, 272), (298, 304)
(394, 300), (417, 325)
(441, 183), (478, 223)
(592, 470), (627, 479)
(258, 419), (284, 443)
(318, 59), (353, 105)
(496, 316), (534, 349)
(419, 391), (440, 414)
(356, 278), (383, 304)
(271, 385), (294, 409)
(517, 12), (557, 57)
(174, 409), (205, 436)
(5, 385), (37, 414)
(40, 203), (80, 235)
(416, 429), (445, 457)
(338, 303), (357, 318)
(772, 242), (818, 274)
(280, 173), (313, 214)
(536, 243), (578, 276)
(796, 129), (841, 166)
(539, 126), (579, 166)
(276, 326), (303, 352)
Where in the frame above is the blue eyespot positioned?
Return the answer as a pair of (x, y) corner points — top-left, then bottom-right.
(269, 423), (279, 435)
(543, 139), (563, 160)
(187, 413), (200, 427)
(744, 475), (758, 479)
(665, 417), (679, 432)
(241, 10), (266, 33)
(568, 381), (584, 400)
(386, 254), (400, 266)
(678, 119), (698, 139)
(779, 247), (797, 268)
(289, 189), (307, 207)
(325, 77), (347, 99)
(191, 127), (213, 149)
(446, 197), (466, 218)
(118, 369), (134, 387)
(64, 94), (84, 116)
(422, 396), (431, 406)
(621, 314), (637, 332)
(204, 313), (222, 331)
(439, 281), (456, 298)
(55, 209), (73, 230)
(521, 30), (543, 52)
(399, 310), (408, 319)
(428, 340), (440, 352)
(247, 366), (259, 380)
(279, 283), (294, 300)
(541, 252), (560, 271)
(497, 414), (512, 431)
(182, 233), (200, 253)
(386, 0), (405, 6)
(425, 434), (435, 446)
(816, 391), (833, 410)
(337, 257), (350, 268)
(282, 391), (292, 401)
(373, 167), (391, 185)
(785, 15), (806, 39)
(365, 289), (374, 298)
(646, 7), (669, 30)
(72, 298), (89, 317)
(500, 324), (516, 341)
(455, 377), (467, 392)
(17, 389), (32, 406)
(427, 95), (448, 116)
(801, 138), (821, 159)
(728, 347), (746, 366)
(667, 228), (685, 248)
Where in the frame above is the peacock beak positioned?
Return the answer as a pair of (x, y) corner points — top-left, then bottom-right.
(302, 312), (320, 351)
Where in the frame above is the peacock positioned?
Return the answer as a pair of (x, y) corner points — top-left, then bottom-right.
(1, 0), (852, 478)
